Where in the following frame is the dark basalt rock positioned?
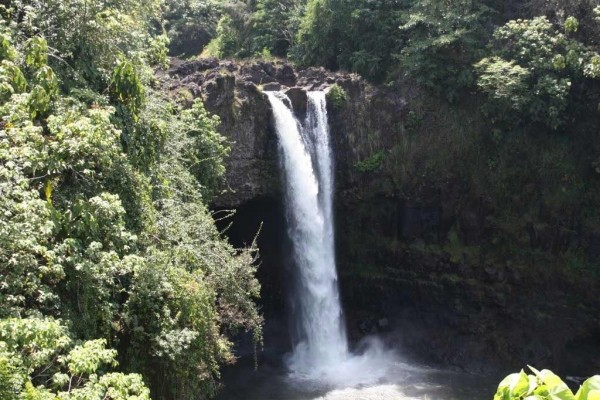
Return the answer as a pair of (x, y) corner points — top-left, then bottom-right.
(276, 64), (297, 86)
(285, 87), (308, 120)
(240, 62), (277, 85)
(162, 57), (600, 376)
(261, 82), (283, 91)
(169, 57), (219, 76)
(203, 74), (235, 109)
(162, 58), (364, 208)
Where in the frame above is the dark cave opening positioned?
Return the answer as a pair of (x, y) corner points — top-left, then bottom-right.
(213, 196), (293, 358)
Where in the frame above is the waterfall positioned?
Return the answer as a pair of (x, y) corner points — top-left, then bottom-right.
(265, 91), (349, 376)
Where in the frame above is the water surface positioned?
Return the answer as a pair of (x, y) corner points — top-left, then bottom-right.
(217, 352), (498, 400)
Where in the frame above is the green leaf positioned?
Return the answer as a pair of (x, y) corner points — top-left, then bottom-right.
(24, 37), (49, 69)
(530, 369), (575, 400)
(588, 391), (600, 400)
(496, 371), (532, 400)
(513, 370), (533, 398)
(575, 376), (600, 400)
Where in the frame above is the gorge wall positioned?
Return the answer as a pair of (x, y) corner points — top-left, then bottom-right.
(163, 58), (600, 375)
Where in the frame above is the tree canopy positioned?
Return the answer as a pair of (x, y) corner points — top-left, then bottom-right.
(0, 1), (262, 399)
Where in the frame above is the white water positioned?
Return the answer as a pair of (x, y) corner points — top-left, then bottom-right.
(266, 91), (393, 386)
(266, 91), (348, 375)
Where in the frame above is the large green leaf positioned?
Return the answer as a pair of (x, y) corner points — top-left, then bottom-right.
(529, 367), (575, 400)
(588, 391), (600, 400)
(496, 371), (532, 400)
(575, 377), (600, 400)
(512, 370), (533, 398)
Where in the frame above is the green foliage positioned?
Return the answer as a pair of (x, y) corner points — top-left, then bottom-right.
(326, 83), (347, 110)
(65, 339), (118, 375)
(122, 108), (260, 397)
(584, 55), (600, 78)
(292, 0), (337, 67)
(250, 0), (305, 57)
(398, 0), (491, 100)
(0, 31), (16, 61)
(0, 343), (23, 400)
(176, 99), (229, 199)
(475, 57), (531, 109)
(163, 0), (222, 56)
(355, 150), (385, 173)
(494, 367), (600, 400)
(0, 61), (27, 100)
(475, 16), (600, 129)
(3, 0), (165, 89)
(207, 14), (242, 58)
(565, 16), (580, 34)
(0, 318), (151, 400)
(247, 0), (491, 84)
(406, 110), (424, 130)
(110, 59), (145, 118)
(24, 37), (49, 69)
(292, 0), (403, 81)
(0, 318), (71, 372)
(202, 0), (304, 59)
(0, 4), (262, 400)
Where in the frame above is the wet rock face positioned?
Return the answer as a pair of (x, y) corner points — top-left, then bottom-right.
(285, 87), (307, 120)
(163, 57), (600, 376)
(163, 58), (365, 208)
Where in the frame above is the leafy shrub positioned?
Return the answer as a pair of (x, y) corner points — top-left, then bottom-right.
(292, 0), (403, 81)
(355, 150), (385, 173)
(397, 0), (491, 100)
(0, 6), (262, 399)
(163, 0), (222, 56)
(204, 14), (242, 58)
(494, 366), (600, 400)
(406, 110), (424, 130)
(326, 83), (347, 110)
(3, 0), (165, 89)
(249, 0), (305, 57)
(475, 16), (600, 129)
(565, 16), (580, 34)
(0, 318), (151, 400)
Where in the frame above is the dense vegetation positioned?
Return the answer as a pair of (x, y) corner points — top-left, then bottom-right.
(0, 1), (262, 399)
(2, 0), (600, 398)
(195, 0), (600, 89)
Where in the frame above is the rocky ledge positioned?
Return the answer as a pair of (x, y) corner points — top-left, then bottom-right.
(160, 58), (379, 208)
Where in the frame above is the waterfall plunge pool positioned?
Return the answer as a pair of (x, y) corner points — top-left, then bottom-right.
(216, 346), (499, 400)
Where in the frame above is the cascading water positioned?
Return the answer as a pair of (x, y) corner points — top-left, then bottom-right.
(265, 90), (392, 388)
(265, 91), (349, 375)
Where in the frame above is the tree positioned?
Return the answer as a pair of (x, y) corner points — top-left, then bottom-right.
(0, 318), (151, 400)
(475, 16), (600, 129)
(397, 0), (492, 100)
(292, 0), (404, 82)
(250, 0), (305, 57)
(163, 0), (222, 56)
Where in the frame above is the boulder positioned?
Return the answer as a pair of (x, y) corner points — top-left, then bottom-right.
(262, 82), (282, 91)
(285, 87), (308, 119)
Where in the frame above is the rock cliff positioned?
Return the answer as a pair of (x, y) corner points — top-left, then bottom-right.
(163, 58), (600, 375)
(164, 58), (365, 207)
